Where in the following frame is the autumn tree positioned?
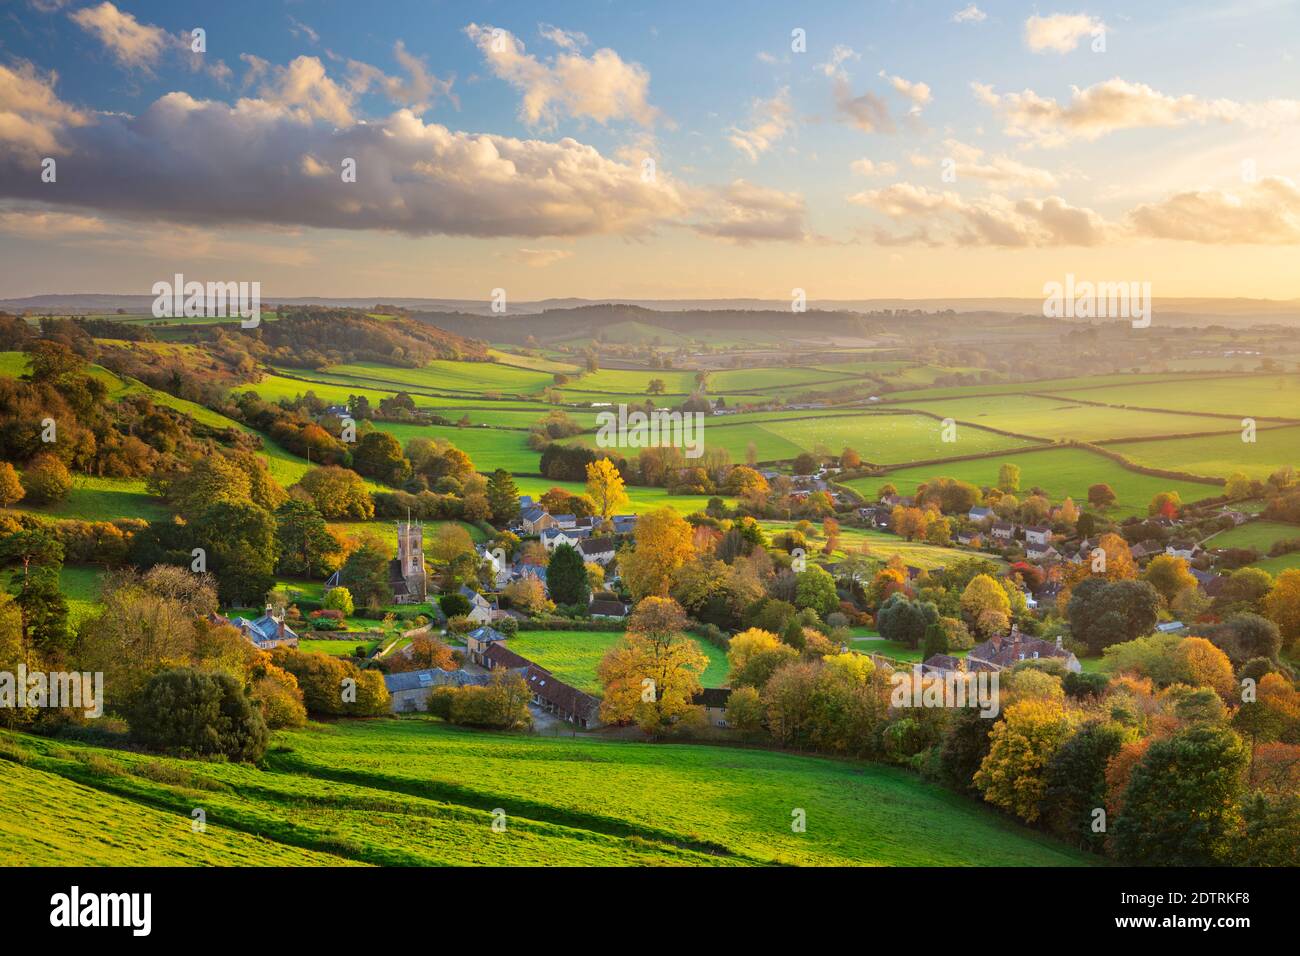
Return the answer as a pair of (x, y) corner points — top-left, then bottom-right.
(1087, 483), (1117, 509)
(974, 698), (1075, 823)
(596, 597), (708, 735)
(997, 463), (1021, 493)
(1142, 554), (1197, 606)
(620, 506), (695, 601)
(585, 458), (629, 520)
(1263, 568), (1300, 650)
(0, 463), (24, 509)
(960, 574), (1011, 634)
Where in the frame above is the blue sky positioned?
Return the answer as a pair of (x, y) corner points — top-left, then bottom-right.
(1, 0), (1298, 299)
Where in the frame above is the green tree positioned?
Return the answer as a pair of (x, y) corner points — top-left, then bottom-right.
(128, 668), (269, 761)
(192, 501), (278, 607)
(794, 565), (839, 618)
(323, 586), (354, 616)
(547, 543), (590, 607)
(997, 462), (1021, 493)
(1066, 578), (1161, 655)
(1040, 720), (1127, 852)
(340, 540), (392, 608)
(352, 431), (409, 485)
(486, 469), (521, 526)
(1112, 724), (1248, 866)
(297, 466), (374, 520)
(877, 594), (940, 649)
(274, 499), (336, 578)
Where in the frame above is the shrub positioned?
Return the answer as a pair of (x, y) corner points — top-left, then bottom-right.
(323, 586), (355, 616)
(128, 668), (268, 761)
(20, 453), (72, 505)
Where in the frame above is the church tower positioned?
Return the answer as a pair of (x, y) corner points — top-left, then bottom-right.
(396, 520), (427, 601)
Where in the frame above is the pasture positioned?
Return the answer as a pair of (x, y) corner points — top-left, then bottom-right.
(0, 720), (1092, 866)
(1108, 425), (1300, 480)
(505, 630), (730, 694)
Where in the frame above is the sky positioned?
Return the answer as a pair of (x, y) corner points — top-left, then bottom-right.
(1, 0), (1299, 301)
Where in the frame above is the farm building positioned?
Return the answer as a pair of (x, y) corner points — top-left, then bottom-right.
(384, 669), (487, 713)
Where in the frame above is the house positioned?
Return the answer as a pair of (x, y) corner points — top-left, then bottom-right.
(578, 536), (617, 565)
(551, 513), (578, 530)
(991, 521), (1016, 541)
(1024, 525), (1051, 547)
(692, 688), (732, 727)
(515, 564), (548, 590)
(220, 607), (299, 650)
(465, 625), (507, 665)
(1190, 567), (1228, 598)
(956, 531), (981, 547)
(482, 642), (533, 673)
(324, 404), (349, 418)
(521, 664), (600, 728)
(589, 597), (629, 619)
(1025, 541), (1060, 563)
(459, 586), (495, 624)
(1155, 621), (1187, 634)
(611, 515), (638, 535)
(541, 527), (590, 552)
(479, 546), (512, 588)
(1218, 508), (1249, 526)
(521, 506), (557, 535)
(968, 506), (993, 522)
(1166, 539), (1203, 560)
(384, 668), (487, 713)
(920, 654), (966, 677)
(967, 626), (1082, 673)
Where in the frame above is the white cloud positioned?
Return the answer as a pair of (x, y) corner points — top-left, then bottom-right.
(728, 88), (793, 162)
(849, 182), (1111, 246)
(880, 71), (932, 111)
(251, 56), (356, 126)
(1129, 176), (1300, 244)
(974, 78), (1300, 146)
(0, 206), (107, 238)
(692, 180), (808, 243)
(0, 60), (88, 157)
(850, 158), (899, 177)
(69, 1), (168, 70)
(346, 42), (456, 114)
(833, 78), (895, 134)
(509, 247), (575, 267)
(817, 45), (859, 79)
(952, 5), (987, 23)
(1024, 13), (1106, 54)
(464, 23), (660, 128)
(939, 139), (1058, 188)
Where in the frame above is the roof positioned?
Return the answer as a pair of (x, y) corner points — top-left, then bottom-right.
(692, 688), (732, 708)
(383, 668), (487, 693)
(969, 506), (993, 517)
(579, 536), (616, 556)
(520, 506), (546, 522)
(522, 664), (599, 719)
(468, 625), (505, 643)
(588, 598), (627, 616)
(1024, 525), (1051, 534)
(484, 643), (533, 670)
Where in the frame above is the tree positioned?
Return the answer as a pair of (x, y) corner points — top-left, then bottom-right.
(1040, 720), (1128, 852)
(1112, 724), (1248, 865)
(876, 594), (940, 649)
(298, 466), (374, 520)
(647, 378), (666, 395)
(274, 499), (337, 578)
(1142, 554), (1197, 606)
(1263, 568), (1300, 650)
(547, 543), (590, 607)
(974, 698), (1075, 823)
(0, 463), (24, 509)
(1148, 490), (1182, 518)
(620, 507), (695, 600)
(1171, 636), (1236, 698)
(1225, 471), (1253, 499)
(1087, 483), (1117, 509)
(20, 453), (72, 505)
(486, 469), (521, 526)
(128, 668), (269, 762)
(1066, 578), (1161, 655)
(323, 586), (354, 616)
(338, 539), (391, 608)
(585, 458), (629, 519)
(794, 565), (839, 618)
(597, 597), (708, 735)
(960, 574), (1011, 632)
(352, 431), (409, 485)
(1058, 497), (1079, 526)
(997, 463), (1021, 493)
(891, 505), (929, 541)
(191, 501), (278, 607)
(502, 575), (550, 614)
(840, 447), (862, 470)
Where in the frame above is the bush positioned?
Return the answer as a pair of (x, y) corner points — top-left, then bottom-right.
(128, 668), (268, 761)
(439, 592), (472, 618)
(269, 648), (389, 716)
(323, 587), (355, 616)
(20, 453), (72, 505)
(1063, 670), (1110, 700)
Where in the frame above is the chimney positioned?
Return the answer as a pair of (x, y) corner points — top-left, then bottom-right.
(1055, 635), (1063, 649)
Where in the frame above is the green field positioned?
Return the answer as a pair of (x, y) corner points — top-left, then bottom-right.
(1206, 520), (1300, 552)
(15, 474), (169, 523)
(899, 394), (1236, 443)
(298, 639), (380, 657)
(0, 720), (1092, 866)
(857, 446), (1222, 518)
(506, 630), (729, 694)
(59, 565), (105, 625)
(1047, 374), (1300, 421)
(1109, 426), (1300, 480)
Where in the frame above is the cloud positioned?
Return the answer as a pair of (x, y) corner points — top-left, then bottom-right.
(952, 5), (987, 23)
(939, 139), (1058, 188)
(817, 45), (859, 78)
(346, 41), (456, 114)
(850, 158), (899, 177)
(692, 180), (808, 243)
(974, 78), (1300, 146)
(1129, 176), (1300, 244)
(464, 23), (659, 128)
(833, 78), (895, 134)
(538, 24), (589, 53)
(508, 247), (574, 267)
(0, 60), (88, 157)
(287, 16), (320, 44)
(849, 182), (1111, 246)
(728, 88), (793, 162)
(879, 71), (932, 111)
(1023, 13), (1105, 54)
(0, 79), (689, 239)
(0, 206), (107, 238)
(69, 1), (168, 71)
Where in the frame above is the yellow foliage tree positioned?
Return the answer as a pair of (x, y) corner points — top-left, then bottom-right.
(974, 698), (1075, 823)
(620, 506), (696, 600)
(596, 597), (708, 734)
(585, 458), (630, 520)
